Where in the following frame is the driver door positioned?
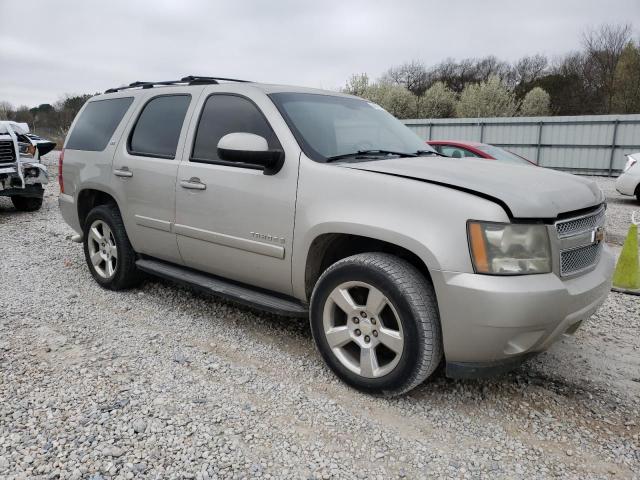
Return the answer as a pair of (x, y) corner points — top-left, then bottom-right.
(174, 90), (301, 295)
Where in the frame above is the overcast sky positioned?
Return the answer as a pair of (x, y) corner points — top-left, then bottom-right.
(1, 0), (638, 107)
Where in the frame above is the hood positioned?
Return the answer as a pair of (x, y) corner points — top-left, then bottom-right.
(343, 157), (604, 219)
(0, 121), (29, 135)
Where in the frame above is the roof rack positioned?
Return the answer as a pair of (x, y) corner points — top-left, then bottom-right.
(104, 75), (251, 93)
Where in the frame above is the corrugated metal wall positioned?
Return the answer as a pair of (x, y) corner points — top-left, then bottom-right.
(403, 114), (640, 175)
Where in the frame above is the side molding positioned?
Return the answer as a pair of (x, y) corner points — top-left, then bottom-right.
(135, 215), (172, 232)
(174, 224), (285, 259)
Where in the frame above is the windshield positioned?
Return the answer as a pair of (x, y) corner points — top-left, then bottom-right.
(269, 92), (435, 162)
(475, 144), (533, 165)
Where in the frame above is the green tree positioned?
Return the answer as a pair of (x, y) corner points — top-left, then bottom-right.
(343, 73), (370, 97)
(362, 82), (414, 118)
(55, 93), (93, 135)
(611, 41), (640, 113)
(418, 82), (457, 118)
(519, 87), (551, 116)
(455, 76), (518, 118)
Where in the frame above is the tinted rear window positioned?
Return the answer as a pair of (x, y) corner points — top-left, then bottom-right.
(129, 95), (191, 159)
(66, 97), (133, 151)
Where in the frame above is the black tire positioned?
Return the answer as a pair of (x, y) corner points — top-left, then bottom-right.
(11, 195), (43, 212)
(310, 253), (443, 396)
(83, 204), (143, 290)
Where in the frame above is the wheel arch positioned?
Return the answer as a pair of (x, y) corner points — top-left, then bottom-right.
(77, 188), (121, 230)
(301, 229), (437, 302)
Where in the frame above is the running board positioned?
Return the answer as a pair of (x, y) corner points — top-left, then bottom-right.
(136, 258), (308, 317)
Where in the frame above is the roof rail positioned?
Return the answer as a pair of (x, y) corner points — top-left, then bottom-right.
(104, 75), (251, 93)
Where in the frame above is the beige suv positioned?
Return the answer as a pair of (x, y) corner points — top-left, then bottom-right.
(59, 76), (614, 395)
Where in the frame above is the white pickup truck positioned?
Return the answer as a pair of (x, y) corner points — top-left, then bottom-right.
(0, 121), (55, 211)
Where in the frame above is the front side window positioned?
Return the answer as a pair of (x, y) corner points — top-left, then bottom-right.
(192, 95), (280, 164)
(439, 145), (479, 158)
(269, 92), (435, 162)
(66, 97), (133, 151)
(129, 95), (191, 159)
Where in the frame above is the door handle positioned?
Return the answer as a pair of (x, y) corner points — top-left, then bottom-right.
(180, 177), (206, 190)
(113, 166), (133, 178)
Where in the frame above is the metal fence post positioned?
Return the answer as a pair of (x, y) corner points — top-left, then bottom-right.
(608, 120), (619, 177)
(428, 123), (432, 140)
(535, 121), (543, 165)
(479, 122), (484, 142)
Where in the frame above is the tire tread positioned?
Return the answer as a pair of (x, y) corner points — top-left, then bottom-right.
(83, 204), (143, 290)
(312, 252), (443, 396)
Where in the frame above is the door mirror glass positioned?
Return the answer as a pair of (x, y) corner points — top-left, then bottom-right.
(217, 132), (284, 175)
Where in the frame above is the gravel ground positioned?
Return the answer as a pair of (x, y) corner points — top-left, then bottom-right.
(1, 162), (639, 479)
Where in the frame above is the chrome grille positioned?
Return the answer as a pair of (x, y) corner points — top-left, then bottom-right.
(556, 206), (605, 238)
(0, 140), (16, 164)
(555, 205), (606, 277)
(560, 243), (602, 276)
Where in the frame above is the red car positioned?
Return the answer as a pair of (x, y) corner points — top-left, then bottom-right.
(427, 140), (536, 166)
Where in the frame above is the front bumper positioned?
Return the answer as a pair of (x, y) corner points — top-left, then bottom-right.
(0, 162), (48, 192)
(431, 245), (615, 373)
(0, 183), (44, 198)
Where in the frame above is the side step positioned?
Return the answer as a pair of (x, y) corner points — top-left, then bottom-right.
(136, 258), (308, 318)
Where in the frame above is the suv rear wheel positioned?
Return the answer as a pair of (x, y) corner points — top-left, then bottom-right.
(310, 253), (442, 396)
(83, 204), (143, 290)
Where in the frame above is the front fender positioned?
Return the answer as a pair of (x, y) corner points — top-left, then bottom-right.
(291, 158), (510, 300)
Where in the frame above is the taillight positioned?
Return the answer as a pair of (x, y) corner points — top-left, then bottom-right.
(58, 149), (65, 194)
(623, 156), (637, 173)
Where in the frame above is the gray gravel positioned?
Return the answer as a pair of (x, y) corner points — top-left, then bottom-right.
(1, 164), (639, 479)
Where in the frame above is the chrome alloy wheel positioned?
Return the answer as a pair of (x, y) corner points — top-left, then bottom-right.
(322, 281), (404, 378)
(87, 219), (118, 279)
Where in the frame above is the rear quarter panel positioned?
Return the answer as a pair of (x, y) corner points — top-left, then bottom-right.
(60, 94), (140, 230)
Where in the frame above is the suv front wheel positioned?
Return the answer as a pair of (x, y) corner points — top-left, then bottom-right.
(83, 204), (143, 290)
(310, 253), (442, 396)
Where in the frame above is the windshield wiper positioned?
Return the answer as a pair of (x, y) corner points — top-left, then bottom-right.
(326, 150), (418, 163)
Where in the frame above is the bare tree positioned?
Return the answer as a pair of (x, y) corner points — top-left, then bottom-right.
(383, 61), (430, 96)
(0, 101), (13, 119)
(582, 23), (633, 112)
(513, 54), (548, 94)
(474, 56), (511, 83)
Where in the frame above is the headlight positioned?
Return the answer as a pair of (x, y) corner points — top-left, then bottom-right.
(18, 142), (36, 158)
(623, 156), (637, 173)
(467, 221), (551, 275)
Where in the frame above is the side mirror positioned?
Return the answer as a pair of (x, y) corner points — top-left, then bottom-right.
(217, 133), (284, 175)
(35, 140), (57, 156)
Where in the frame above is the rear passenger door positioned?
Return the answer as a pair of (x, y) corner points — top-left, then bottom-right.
(111, 90), (200, 264)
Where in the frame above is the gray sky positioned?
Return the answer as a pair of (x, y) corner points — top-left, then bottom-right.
(1, 0), (639, 107)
